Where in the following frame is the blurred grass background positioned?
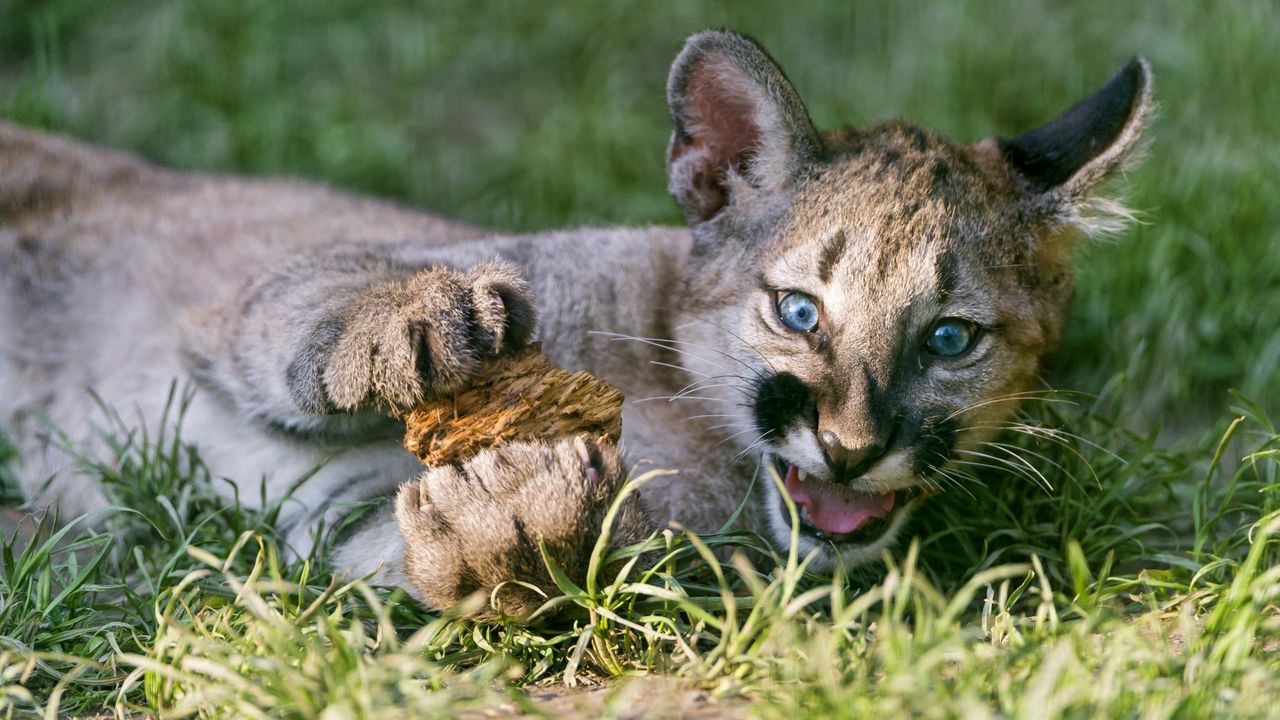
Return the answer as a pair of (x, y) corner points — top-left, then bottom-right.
(1, 0), (1277, 425)
(3, 4), (1280, 714)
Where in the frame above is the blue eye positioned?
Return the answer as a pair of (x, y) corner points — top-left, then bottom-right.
(777, 292), (820, 333)
(925, 318), (979, 357)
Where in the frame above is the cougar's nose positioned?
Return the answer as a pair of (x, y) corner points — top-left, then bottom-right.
(818, 429), (890, 479)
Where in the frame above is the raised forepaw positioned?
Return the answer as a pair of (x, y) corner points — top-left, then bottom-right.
(394, 437), (652, 618)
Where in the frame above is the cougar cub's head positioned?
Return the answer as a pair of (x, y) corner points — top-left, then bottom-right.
(665, 31), (1153, 570)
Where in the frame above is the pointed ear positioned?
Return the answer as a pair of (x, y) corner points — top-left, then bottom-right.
(666, 31), (823, 224)
(998, 57), (1154, 234)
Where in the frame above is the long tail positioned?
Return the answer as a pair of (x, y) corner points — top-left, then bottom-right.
(0, 121), (151, 222)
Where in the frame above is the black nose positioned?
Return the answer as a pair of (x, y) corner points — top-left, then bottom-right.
(819, 430), (890, 478)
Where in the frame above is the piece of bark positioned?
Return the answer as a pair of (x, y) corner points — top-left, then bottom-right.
(401, 344), (623, 467)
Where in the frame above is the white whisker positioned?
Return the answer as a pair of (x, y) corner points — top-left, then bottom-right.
(674, 311), (778, 375)
(590, 330), (766, 381)
(634, 395), (732, 404)
(733, 432), (775, 463)
(944, 391), (1079, 422)
(649, 359), (712, 379)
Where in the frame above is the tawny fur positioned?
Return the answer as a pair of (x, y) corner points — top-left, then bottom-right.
(0, 31), (1153, 614)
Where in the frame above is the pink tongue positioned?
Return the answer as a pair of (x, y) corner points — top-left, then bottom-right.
(783, 465), (895, 534)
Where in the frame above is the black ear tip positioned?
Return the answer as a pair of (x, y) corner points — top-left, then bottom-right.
(1116, 56), (1152, 96)
(1125, 56), (1151, 77)
(998, 56), (1153, 194)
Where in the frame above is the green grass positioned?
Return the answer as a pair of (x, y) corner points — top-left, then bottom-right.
(2, 1), (1279, 717)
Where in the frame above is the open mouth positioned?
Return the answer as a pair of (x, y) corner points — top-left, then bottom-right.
(770, 456), (924, 546)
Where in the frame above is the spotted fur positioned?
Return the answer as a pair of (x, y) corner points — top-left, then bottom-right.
(0, 31), (1153, 613)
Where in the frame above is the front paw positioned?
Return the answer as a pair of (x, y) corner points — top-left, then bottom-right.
(393, 438), (651, 618)
(323, 260), (535, 411)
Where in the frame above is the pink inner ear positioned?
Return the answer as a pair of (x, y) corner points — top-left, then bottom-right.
(669, 58), (763, 219)
(684, 60), (761, 173)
